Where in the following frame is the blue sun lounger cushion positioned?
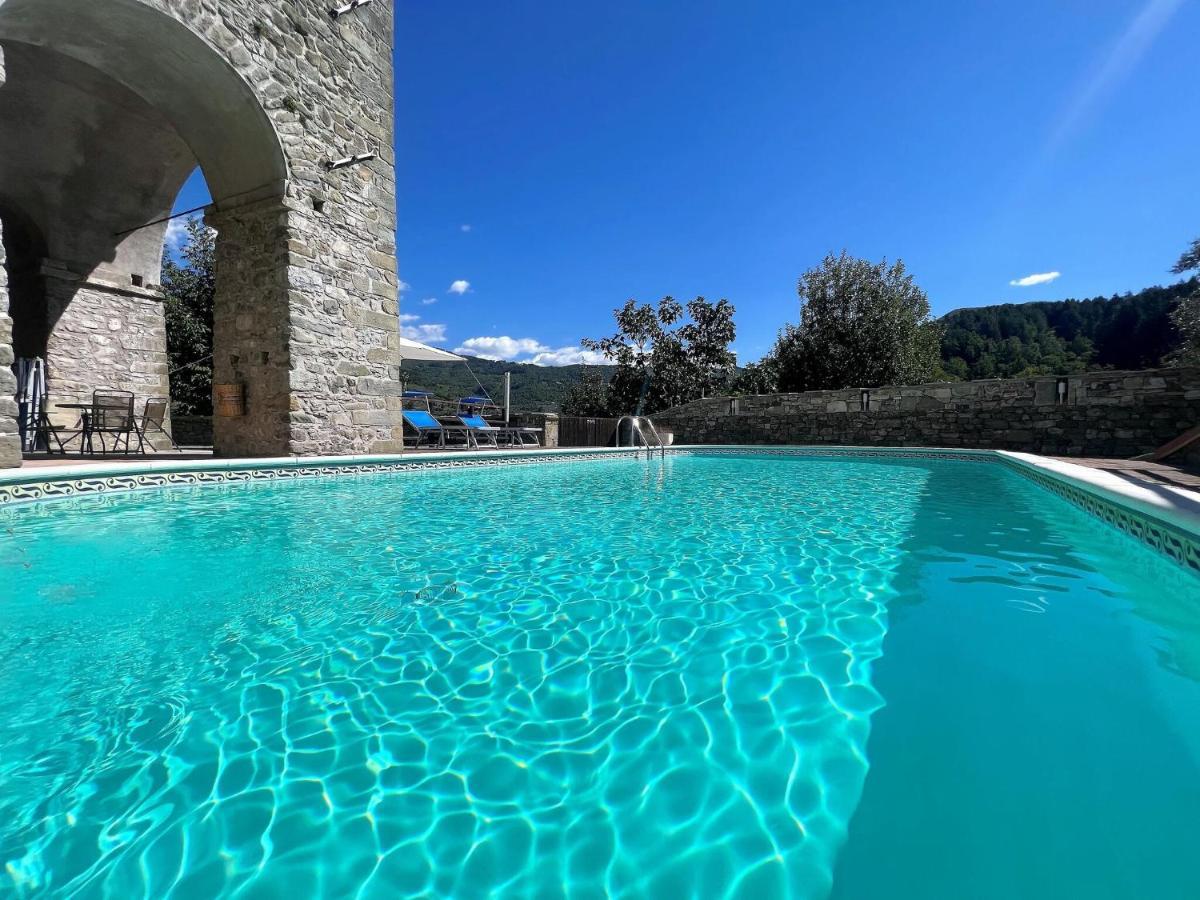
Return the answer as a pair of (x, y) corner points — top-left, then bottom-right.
(402, 410), (468, 448)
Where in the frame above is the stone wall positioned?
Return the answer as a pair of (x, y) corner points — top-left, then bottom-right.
(171, 414), (212, 447)
(42, 275), (170, 422)
(0, 46), (19, 468)
(0, 208), (19, 469)
(1177, 438), (1200, 473)
(657, 368), (1200, 459)
(511, 412), (559, 448)
(0, 0), (401, 466)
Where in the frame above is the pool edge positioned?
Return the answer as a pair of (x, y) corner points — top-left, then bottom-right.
(2, 445), (1197, 574)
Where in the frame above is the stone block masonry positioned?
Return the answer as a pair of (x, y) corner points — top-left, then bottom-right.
(41, 276), (171, 418)
(657, 368), (1200, 460)
(0, 216), (19, 469)
(0, 47), (19, 468)
(0, 0), (401, 465)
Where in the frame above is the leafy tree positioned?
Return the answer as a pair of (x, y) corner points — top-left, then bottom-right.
(161, 217), (215, 415)
(1168, 237), (1200, 365)
(772, 251), (941, 391)
(560, 369), (614, 416)
(730, 356), (781, 394)
(581, 296), (736, 414)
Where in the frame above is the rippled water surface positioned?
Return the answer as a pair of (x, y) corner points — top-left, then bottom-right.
(1, 454), (1198, 898)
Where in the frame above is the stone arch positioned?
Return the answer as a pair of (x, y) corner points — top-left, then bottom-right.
(0, 0), (399, 466)
(0, 0), (287, 206)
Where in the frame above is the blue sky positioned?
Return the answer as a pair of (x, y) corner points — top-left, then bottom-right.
(173, 0), (1200, 365)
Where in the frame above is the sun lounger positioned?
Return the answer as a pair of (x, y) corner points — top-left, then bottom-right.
(458, 415), (542, 448)
(402, 410), (470, 449)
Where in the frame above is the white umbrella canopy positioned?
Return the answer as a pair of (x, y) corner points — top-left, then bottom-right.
(396, 336), (465, 363)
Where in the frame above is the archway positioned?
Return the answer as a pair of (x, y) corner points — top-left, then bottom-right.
(0, 0), (400, 465)
(0, 0), (287, 458)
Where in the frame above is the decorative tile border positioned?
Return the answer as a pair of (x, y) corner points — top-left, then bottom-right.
(993, 457), (1200, 575)
(2, 445), (1197, 576)
(0, 450), (635, 506)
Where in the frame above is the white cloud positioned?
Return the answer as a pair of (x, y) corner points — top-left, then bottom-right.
(401, 322), (448, 343)
(398, 279), (411, 293)
(528, 346), (610, 366)
(163, 217), (190, 250)
(452, 336), (609, 367)
(397, 311), (447, 344)
(460, 224), (472, 233)
(421, 297), (439, 305)
(1009, 271), (1061, 288)
(453, 336), (548, 360)
(448, 279), (471, 295)
(162, 214), (212, 253)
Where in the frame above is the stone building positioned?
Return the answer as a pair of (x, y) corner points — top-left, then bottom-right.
(0, 0), (401, 468)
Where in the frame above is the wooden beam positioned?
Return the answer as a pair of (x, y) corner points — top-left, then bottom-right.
(1133, 424), (1200, 462)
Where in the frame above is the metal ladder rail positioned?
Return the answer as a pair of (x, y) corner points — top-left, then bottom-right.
(616, 415), (667, 460)
(640, 417), (667, 459)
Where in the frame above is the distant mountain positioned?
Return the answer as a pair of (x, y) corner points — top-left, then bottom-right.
(939, 278), (1196, 380)
(402, 278), (1197, 412)
(400, 355), (613, 412)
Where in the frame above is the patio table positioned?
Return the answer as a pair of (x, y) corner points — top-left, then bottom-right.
(54, 403), (95, 454)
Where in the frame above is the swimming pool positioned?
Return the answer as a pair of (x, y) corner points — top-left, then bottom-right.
(2, 451), (1198, 897)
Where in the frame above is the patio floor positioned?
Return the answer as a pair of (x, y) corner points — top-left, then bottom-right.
(17, 445), (531, 469)
(1052, 456), (1200, 491)
(21, 452), (216, 469)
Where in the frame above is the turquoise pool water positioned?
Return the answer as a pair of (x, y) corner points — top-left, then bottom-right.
(1, 454), (1198, 898)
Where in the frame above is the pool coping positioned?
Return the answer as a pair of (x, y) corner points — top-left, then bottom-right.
(2, 445), (1198, 574)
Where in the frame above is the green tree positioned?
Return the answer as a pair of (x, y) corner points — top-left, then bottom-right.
(772, 251), (942, 391)
(560, 369), (613, 416)
(1169, 237), (1200, 365)
(730, 356), (781, 394)
(581, 296), (737, 414)
(161, 217), (215, 415)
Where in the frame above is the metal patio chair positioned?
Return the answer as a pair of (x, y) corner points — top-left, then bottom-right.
(88, 390), (136, 455)
(135, 397), (181, 453)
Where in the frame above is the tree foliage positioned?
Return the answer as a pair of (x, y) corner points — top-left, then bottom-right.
(767, 251), (941, 391)
(1168, 238), (1200, 365)
(581, 296), (737, 414)
(161, 217), (216, 415)
(560, 369), (615, 417)
(730, 357), (781, 395)
(940, 279), (1196, 379)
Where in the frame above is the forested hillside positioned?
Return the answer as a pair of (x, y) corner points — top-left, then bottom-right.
(400, 356), (612, 412)
(939, 278), (1196, 380)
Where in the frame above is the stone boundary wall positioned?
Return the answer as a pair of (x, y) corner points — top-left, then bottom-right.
(172, 415), (214, 447)
(657, 368), (1200, 459)
(509, 412), (559, 448)
(1178, 440), (1200, 472)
